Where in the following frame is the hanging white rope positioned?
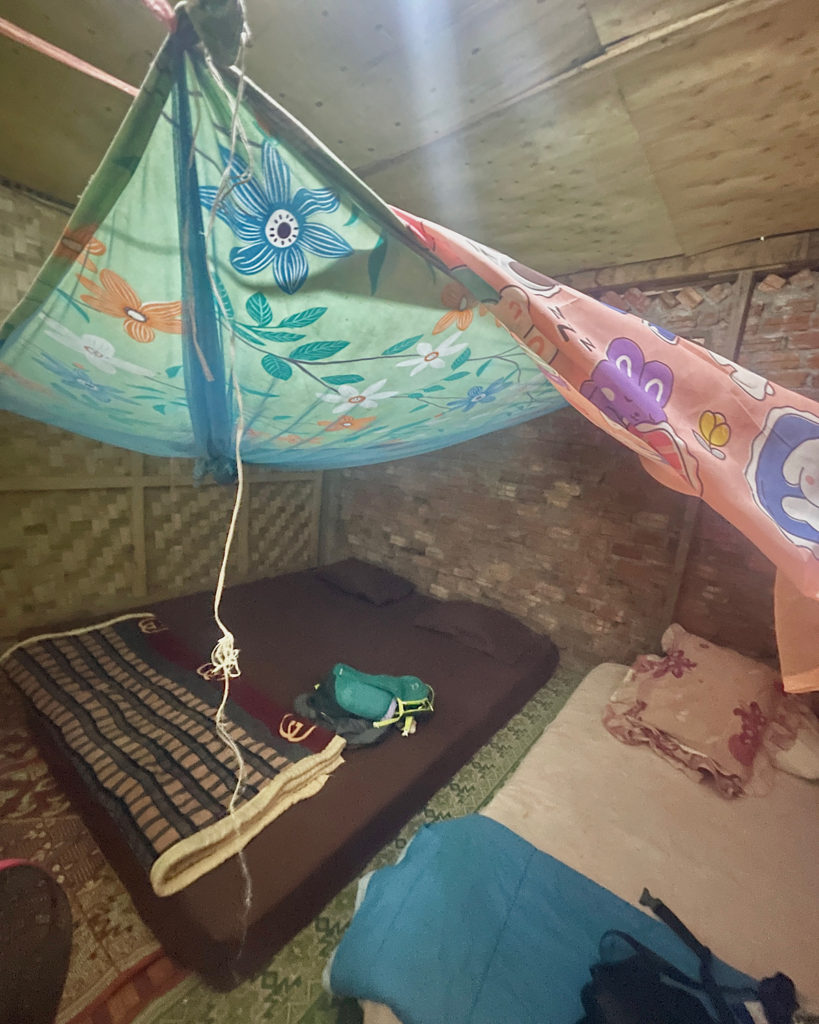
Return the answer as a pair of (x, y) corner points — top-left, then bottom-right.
(196, 0), (256, 960)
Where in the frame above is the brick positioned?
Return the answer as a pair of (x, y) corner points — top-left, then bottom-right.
(624, 287), (651, 313)
(787, 268), (816, 289)
(758, 274), (787, 292)
(705, 282), (733, 304)
(790, 331), (819, 350)
(566, 592), (609, 614)
(632, 528), (670, 547)
(659, 291), (679, 309)
(611, 543), (644, 560)
(600, 290), (627, 310)
(632, 512), (670, 529)
(567, 270), (597, 291)
(759, 314), (814, 333)
(767, 369), (810, 389)
(676, 286), (705, 309)
(775, 297), (817, 314)
(748, 351), (801, 370)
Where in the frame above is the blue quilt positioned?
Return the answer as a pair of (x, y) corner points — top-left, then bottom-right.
(328, 815), (756, 1024)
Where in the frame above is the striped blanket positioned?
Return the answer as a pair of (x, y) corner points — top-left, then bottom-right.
(0, 614), (345, 896)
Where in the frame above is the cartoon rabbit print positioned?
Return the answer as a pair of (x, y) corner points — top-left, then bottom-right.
(580, 337), (674, 428)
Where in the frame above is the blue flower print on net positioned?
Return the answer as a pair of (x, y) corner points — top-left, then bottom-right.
(200, 142), (353, 293)
(447, 378), (511, 412)
(35, 352), (131, 405)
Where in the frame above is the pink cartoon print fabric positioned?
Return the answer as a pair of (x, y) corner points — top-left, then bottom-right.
(395, 210), (819, 692)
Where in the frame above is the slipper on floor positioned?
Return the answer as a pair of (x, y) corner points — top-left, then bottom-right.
(0, 860), (72, 1024)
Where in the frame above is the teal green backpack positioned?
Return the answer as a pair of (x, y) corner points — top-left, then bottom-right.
(296, 663), (435, 744)
(333, 663), (434, 733)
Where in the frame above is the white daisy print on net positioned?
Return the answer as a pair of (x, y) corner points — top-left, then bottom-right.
(318, 378), (399, 415)
(396, 333), (468, 377)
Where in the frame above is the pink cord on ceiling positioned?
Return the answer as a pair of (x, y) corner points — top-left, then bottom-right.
(0, 0), (177, 98)
(139, 0), (178, 32)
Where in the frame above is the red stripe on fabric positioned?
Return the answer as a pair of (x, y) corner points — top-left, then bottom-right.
(143, 625), (336, 754)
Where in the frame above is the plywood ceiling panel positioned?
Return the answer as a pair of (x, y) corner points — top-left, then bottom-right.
(616, 0), (819, 253)
(0, 0), (165, 202)
(365, 71), (681, 274)
(0, 0), (817, 271)
(0, 0), (164, 85)
(248, 0), (602, 170)
(0, 0), (603, 201)
(0, 34), (131, 203)
(584, 0), (718, 45)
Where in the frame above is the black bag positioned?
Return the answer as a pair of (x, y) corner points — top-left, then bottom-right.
(576, 890), (798, 1024)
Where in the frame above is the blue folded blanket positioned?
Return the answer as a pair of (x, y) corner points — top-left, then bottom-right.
(328, 815), (755, 1024)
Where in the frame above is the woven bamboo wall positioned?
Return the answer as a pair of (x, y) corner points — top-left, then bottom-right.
(0, 183), (322, 642)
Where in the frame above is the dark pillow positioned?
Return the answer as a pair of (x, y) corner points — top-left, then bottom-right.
(414, 600), (540, 664)
(316, 558), (415, 606)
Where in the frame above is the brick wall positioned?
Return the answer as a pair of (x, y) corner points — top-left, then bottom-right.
(597, 276), (741, 354)
(328, 248), (818, 671)
(340, 411), (685, 669)
(743, 269), (819, 401)
(672, 268), (818, 659)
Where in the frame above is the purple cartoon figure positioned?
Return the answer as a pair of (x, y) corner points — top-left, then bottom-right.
(580, 337), (674, 428)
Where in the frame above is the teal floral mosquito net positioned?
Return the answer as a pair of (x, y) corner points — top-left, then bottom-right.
(0, 15), (565, 477)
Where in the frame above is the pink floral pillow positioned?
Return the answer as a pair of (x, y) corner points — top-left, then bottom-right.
(603, 624), (782, 797)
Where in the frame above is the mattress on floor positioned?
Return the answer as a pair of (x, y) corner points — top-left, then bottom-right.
(362, 662), (819, 1023)
(24, 565), (559, 990)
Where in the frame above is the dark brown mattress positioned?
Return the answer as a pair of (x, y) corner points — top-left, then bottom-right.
(28, 565), (559, 990)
